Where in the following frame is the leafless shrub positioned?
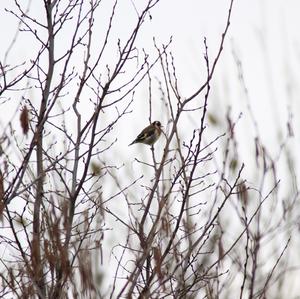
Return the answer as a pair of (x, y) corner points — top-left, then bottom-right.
(0, 0), (298, 298)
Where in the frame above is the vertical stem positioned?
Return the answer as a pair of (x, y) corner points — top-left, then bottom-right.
(32, 1), (55, 297)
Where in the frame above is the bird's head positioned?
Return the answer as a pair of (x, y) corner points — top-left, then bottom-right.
(153, 121), (162, 128)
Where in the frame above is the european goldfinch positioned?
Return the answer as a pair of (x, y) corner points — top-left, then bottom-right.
(129, 121), (162, 146)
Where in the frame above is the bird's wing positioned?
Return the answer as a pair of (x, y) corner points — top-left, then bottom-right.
(136, 125), (155, 141)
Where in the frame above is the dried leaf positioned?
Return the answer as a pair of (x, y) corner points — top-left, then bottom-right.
(218, 237), (224, 261)
(208, 113), (219, 126)
(229, 158), (238, 171)
(0, 171), (4, 221)
(153, 246), (163, 280)
(91, 161), (101, 176)
(237, 181), (248, 205)
(20, 105), (29, 135)
(287, 120), (294, 137)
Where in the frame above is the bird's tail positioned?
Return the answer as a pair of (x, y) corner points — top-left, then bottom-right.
(128, 140), (136, 146)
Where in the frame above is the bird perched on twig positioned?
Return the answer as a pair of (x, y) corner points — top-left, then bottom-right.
(128, 121), (162, 146)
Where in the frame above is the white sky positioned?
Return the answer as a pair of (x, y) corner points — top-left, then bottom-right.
(2, 0), (300, 138)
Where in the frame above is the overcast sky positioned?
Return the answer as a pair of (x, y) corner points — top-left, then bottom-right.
(1, 0), (300, 185)
(2, 0), (300, 160)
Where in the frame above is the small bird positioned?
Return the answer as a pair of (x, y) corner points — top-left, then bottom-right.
(129, 121), (162, 146)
